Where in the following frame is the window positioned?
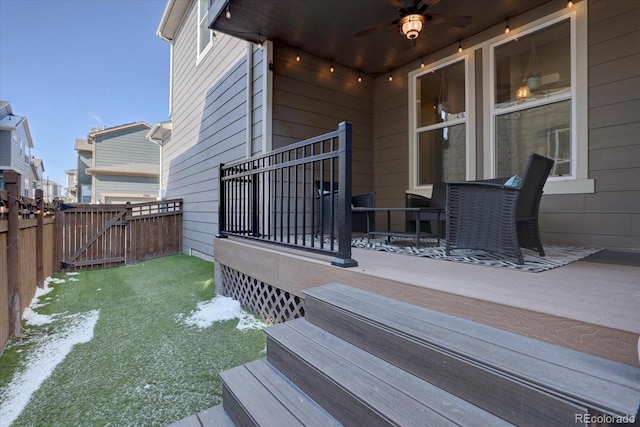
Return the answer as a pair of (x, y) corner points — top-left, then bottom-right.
(492, 18), (573, 178)
(410, 57), (470, 187)
(197, 0), (214, 59)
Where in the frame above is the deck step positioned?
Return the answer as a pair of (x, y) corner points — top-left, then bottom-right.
(302, 283), (640, 426)
(220, 358), (341, 427)
(167, 405), (233, 427)
(265, 318), (512, 427)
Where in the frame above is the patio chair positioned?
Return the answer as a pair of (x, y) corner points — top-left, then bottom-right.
(405, 182), (447, 242)
(315, 181), (375, 235)
(445, 153), (554, 264)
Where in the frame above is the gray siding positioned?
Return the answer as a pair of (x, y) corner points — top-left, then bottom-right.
(94, 125), (158, 168)
(95, 175), (158, 201)
(540, 0), (640, 249)
(0, 131), (11, 167)
(77, 152), (92, 185)
(272, 45), (374, 195)
(163, 0), (253, 258)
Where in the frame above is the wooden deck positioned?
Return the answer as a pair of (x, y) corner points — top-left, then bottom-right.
(214, 237), (640, 367)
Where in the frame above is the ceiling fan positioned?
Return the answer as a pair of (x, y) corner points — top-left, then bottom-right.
(354, 0), (472, 40)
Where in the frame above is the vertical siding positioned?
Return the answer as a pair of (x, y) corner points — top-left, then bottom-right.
(272, 45), (374, 194)
(163, 0), (254, 258)
(541, 0), (640, 249)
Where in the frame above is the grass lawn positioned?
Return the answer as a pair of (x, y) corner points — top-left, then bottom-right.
(0, 254), (267, 426)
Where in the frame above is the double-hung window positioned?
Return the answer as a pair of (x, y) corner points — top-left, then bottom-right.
(409, 57), (472, 189)
(197, 0), (214, 60)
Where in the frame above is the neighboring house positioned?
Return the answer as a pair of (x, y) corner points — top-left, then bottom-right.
(74, 122), (160, 204)
(30, 157), (45, 196)
(146, 120), (172, 200)
(42, 179), (63, 202)
(157, 0), (639, 257)
(64, 169), (77, 202)
(0, 100), (38, 197)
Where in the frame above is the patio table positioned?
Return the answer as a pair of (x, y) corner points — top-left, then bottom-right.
(351, 207), (444, 249)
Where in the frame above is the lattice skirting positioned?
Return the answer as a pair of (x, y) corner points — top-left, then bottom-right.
(218, 264), (305, 324)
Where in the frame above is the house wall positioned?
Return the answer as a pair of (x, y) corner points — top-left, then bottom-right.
(76, 151), (92, 202)
(94, 175), (158, 203)
(162, 0), (257, 259)
(539, 0), (640, 249)
(93, 125), (158, 168)
(272, 45), (375, 194)
(9, 123), (35, 197)
(0, 131), (11, 169)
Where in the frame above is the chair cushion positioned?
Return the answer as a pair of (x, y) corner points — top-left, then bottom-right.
(504, 175), (521, 187)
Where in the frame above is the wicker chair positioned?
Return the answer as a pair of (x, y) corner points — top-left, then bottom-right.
(315, 181), (375, 235)
(405, 182), (447, 244)
(445, 153), (554, 264)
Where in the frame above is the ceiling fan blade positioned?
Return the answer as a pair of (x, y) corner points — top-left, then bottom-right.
(381, 0), (405, 9)
(416, 0), (441, 11)
(354, 19), (398, 37)
(428, 14), (473, 28)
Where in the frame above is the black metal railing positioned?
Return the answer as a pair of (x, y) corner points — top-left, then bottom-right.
(218, 121), (357, 267)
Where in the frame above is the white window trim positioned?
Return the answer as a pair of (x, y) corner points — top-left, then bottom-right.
(408, 53), (476, 196)
(196, 0), (214, 65)
(483, 2), (592, 194)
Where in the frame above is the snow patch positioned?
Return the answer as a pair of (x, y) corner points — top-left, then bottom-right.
(183, 296), (265, 331)
(0, 310), (100, 426)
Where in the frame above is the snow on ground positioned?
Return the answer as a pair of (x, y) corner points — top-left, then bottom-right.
(183, 295), (265, 331)
(0, 273), (97, 427)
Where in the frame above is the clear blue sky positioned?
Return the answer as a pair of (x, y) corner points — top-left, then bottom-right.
(0, 0), (170, 188)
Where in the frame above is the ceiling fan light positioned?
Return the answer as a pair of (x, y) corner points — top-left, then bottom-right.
(400, 14), (425, 40)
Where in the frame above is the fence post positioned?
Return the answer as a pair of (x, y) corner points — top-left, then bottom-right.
(332, 121), (358, 267)
(125, 202), (133, 263)
(216, 163), (227, 238)
(35, 189), (44, 288)
(5, 171), (22, 337)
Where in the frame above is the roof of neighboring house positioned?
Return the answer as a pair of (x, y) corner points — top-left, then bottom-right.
(147, 120), (172, 144)
(65, 169), (77, 174)
(0, 111), (34, 148)
(86, 162), (159, 177)
(157, 0), (192, 42)
(74, 138), (93, 152)
(87, 121), (151, 142)
(31, 157), (44, 171)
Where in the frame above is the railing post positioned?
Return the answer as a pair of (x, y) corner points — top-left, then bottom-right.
(5, 171), (22, 337)
(35, 189), (44, 288)
(332, 121), (358, 267)
(216, 163), (227, 238)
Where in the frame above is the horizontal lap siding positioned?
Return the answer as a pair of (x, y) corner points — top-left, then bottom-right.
(541, 0), (640, 248)
(272, 45), (374, 194)
(164, 1), (255, 258)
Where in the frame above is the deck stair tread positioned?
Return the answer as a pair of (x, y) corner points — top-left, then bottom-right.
(167, 405), (233, 427)
(220, 358), (341, 427)
(266, 318), (513, 426)
(302, 283), (640, 420)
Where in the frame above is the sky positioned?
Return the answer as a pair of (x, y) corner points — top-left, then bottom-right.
(0, 0), (170, 188)
(0, 273), (263, 426)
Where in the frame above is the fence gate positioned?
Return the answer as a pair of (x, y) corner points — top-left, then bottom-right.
(56, 200), (183, 270)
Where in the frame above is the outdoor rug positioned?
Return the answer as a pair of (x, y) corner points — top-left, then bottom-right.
(351, 237), (602, 273)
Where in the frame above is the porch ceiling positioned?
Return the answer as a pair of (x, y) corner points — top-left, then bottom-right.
(210, 0), (553, 75)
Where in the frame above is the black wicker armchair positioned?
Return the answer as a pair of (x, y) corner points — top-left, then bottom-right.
(315, 181), (375, 235)
(405, 182), (447, 244)
(445, 153), (554, 264)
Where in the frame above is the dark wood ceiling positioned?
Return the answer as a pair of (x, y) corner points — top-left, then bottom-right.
(210, 0), (554, 76)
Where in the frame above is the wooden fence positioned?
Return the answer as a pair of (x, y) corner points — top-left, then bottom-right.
(1, 170), (183, 353)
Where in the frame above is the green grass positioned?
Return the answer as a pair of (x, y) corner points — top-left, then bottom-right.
(0, 254), (266, 426)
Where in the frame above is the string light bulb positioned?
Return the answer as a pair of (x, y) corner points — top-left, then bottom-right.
(505, 18), (510, 34)
(420, 57), (425, 68)
(257, 33), (262, 49)
(357, 72), (362, 83)
(458, 40), (462, 53)
(567, 0), (573, 7)
(329, 60), (335, 73)
(388, 71), (393, 82)
(225, 3), (231, 19)
(296, 49), (301, 62)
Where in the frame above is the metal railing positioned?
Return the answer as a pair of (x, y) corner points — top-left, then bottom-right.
(218, 121), (357, 267)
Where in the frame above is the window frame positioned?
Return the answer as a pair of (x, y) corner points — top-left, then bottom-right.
(483, 3), (592, 194)
(196, 0), (214, 64)
(408, 53), (476, 195)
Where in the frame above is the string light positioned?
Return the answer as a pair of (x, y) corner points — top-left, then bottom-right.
(504, 18), (510, 34)
(388, 71), (393, 82)
(296, 49), (301, 62)
(420, 57), (425, 68)
(225, 3), (231, 19)
(567, 0), (573, 7)
(329, 60), (335, 73)
(458, 40), (462, 53)
(357, 71), (362, 83)
(257, 33), (262, 49)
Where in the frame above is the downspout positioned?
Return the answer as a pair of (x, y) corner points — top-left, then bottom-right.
(246, 41), (253, 158)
